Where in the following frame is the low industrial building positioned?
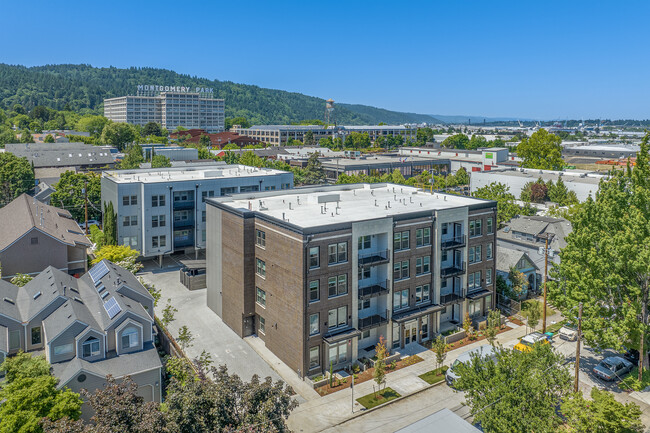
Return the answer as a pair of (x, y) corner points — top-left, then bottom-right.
(232, 125), (416, 146)
(398, 147), (517, 173)
(470, 168), (605, 202)
(0, 194), (90, 280)
(206, 183), (497, 378)
(0, 260), (162, 418)
(5, 142), (116, 172)
(101, 164), (293, 259)
(320, 154), (450, 182)
(140, 145), (199, 162)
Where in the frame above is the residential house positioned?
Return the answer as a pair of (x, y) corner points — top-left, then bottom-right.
(496, 247), (539, 299)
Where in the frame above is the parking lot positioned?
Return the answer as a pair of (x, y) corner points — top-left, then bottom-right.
(138, 255), (281, 383)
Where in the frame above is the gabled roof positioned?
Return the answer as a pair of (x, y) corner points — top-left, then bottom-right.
(497, 246), (539, 273)
(0, 280), (21, 322)
(0, 193), (91, 252)
(498, 215), (572, 251)
(16, 266), (70, 322)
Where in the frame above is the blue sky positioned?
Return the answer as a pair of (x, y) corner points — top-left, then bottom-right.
(1, 0), (649, 119)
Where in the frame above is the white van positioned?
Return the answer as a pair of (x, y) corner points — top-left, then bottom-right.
(445, 344), (497, 386)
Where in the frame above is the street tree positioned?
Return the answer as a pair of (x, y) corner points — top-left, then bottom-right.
(561, 388), (644, 433)
(526, 300), (542, 331)
(101, 122), (136, 151)
(550, 135), (650, 381)
(177, 325), (194, 351)
(161, 299), (178, 328)
(485, 309), (502, 346)
(432, 335), (447, 371)
(517, 129), (563, 170)
(373, 336), (388, 396)
(51, 171), (101, 222)
(0, 153), (34, 207)
(0, 352), (83, 433)
(455, 343), (572, 433)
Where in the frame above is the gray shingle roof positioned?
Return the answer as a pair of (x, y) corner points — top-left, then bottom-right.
(497, 246), (538, 273)
(5, 142), (115, 168)
(0, 194), (91, 252)
(498, 215), (572, 251)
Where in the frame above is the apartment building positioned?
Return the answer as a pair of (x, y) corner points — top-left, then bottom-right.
(0, 260), (161, 417)
(206, 183), (497, 378)
(232, 125), (417, 146)
(101, 164), (293, 259)
(104, 92), (225, 132)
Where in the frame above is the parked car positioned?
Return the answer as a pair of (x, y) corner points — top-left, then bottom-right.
(592, 356), (633, 381)
(622, 348), (650, 366)
(514, 332), (550, 352)
(78, 220), (100, 230)
(446, 345), (497, 387)
(558, 323), (578, 341)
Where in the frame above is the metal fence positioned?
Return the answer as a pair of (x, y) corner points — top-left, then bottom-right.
(497, 293), (522, 320)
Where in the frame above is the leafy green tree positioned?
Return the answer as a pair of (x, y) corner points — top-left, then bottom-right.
(455, 344), (572, 433)
(102, 201), (117, 246)
(485, 309), (502, 346)
(0, 153), (35, 207)
(373, 337), (388, 396)
(0, 352), (83, 433)
(119, 144), (144, 169)
(550, 135), (650, 381)
(441, 133), (469, 149)
(43, 134), (55, 143)
(526, 300), (542, 331)
(520, 178), (548, 203)
(547, 177), (579, 206)
(454, 167), (470, 186)
(92, 245), (142, 274)
(199, 134), (211, 147)
(10, 273), (33, 287)
(303, 130), (315, 146)
(176, 325), (194, 351)
(20, 130), (35, 143)
(101, 122), (136, 151)
(89, 225), (106, 248)
(416, 127), (434, 146)
(432, 335), (447, 371)
(468, 135), (488, 150)
(561, 388), (644, 433)
(473, 182), (520, 227)
(161, 299), (177, 329)
(151, 154), (171, 168)
(141, 122), (163, 137)
(303, 152), (325, 185)
(51, 171), (101, 221)
(0, 126), (17, 146)
(517, 129), (563, 170)
(75, 115), (108, 137)
(225, 116), (251, 130)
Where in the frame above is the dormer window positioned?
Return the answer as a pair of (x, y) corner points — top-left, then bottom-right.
(82, 337), (100, 357)
(122, 327), (139, 349)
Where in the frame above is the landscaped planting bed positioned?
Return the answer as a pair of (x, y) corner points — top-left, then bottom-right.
(418, 366), (449, 385)
(356, 387), (401, 409)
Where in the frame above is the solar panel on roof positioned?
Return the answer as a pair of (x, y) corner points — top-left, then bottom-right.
(103, 297), (122, 319)
(89, 261), (109, 284)
(97, 284), (105, 293)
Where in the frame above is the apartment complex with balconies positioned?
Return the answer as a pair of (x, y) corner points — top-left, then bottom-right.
(205, 183), (496, 378)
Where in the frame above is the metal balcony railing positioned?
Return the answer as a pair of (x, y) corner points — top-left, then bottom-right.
(358, 249), (390, 267)
(441, 235), (466, 250)
(358, 280), (389, 299)
(358, 310), (389, 331)
(440, 262), (465, 278)
(440, 289), (463, 305)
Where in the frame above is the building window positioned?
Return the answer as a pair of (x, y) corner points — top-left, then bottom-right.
(486, 268), (493, 286)
(82, 337), (100, 358)
(256, 230), (266, 248)
(256, 287), (266, 307)
(416, 256), (431, 275)
(421, 316), (429, 340)
(151, 195), (166, 207)
(30, 237), (38, 245)
(309, 347), (320, 369)
(259, 316), (266, 334)
(392, 323), (400, 349)
(358, 299), (370, 310)
(309, 313), (319, 335)
(328, 306), (348, 329)
(393, 289), (409, 311)
(487, 217), (494, 235)
(394, 231), (410, 251)
(123, 215), (138, 227)
(416, 284), (430, 304)
(358, 266), (370, 281)
(469, 300), (481, 317)
(122, 195), (136, 206)
(309, 280), (320, 302)
(328, 274), (348, 297)
(328, 242), (347, 265)
(362, 330), (370, 339)
(121, 327), (139, 349)
(486, 243), (493, 260)
(122, 236), (138, 248)
(394, 260), (410, 281)
(202, 211), (206, 223)
(31, 327), (42, 345)
(256, 259), (266, 278)
(328, 341), (348, 365)
(416, 228), (431, 247)
(470, 220), (482, 237)
(309, 247), (319, 269)
(201, 190), (215, 202)
(358, 235), (371, 250)
(152, 235), (166, 248)
(54, 343), (73, 355)
(468, 271), (482, 291)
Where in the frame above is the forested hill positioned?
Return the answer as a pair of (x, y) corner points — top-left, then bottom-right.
(0, 64), (440, 125)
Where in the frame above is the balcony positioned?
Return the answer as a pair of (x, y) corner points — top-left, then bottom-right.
(440, 289), (463, 305)
(358, 280), (389, 300)
(173, 200), (195, 211)
(466, 287), (491, 299)
(358, 249), (390, 267)
(441, 235), (466, 250)
(358, 310), (389, 331)
(173, 218), (194, 229)
(440, 262), (465, 278)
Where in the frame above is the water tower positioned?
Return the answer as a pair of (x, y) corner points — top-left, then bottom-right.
(325, 98), (335, 125)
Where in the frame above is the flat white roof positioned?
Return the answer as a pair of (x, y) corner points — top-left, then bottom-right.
(216, 183), (490, 228)
(103, 164), (289, 184)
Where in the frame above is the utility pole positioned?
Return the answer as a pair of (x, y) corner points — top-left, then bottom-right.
(542, 235), (549, 333)
(574, 302), (583, 393)
(83, 178), (89, 235)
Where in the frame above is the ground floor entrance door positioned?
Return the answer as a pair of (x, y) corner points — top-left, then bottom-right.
(404, 320), (418, 345)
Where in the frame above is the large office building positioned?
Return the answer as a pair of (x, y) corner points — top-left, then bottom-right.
(104, 88), (225, 132)
(206, 183), (497, 378)
(232, 125), (417, 146)
(101, 163), (293, 259)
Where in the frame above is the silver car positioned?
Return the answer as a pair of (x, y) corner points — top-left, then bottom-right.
(592, 356), (633, 381)
(558, 323), (578, 341)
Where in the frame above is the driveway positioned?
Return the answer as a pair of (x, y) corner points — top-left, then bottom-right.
(138, 256), (281, 383)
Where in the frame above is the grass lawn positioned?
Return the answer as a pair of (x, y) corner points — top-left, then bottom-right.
(520, 299), (556, 319)
(356, 387), (401, 409)
(545, 319), (567, 335)
(619, 367), (650, 391)
(418, 366), (449, 385)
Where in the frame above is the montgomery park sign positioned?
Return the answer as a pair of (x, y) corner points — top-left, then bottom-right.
(137, 85), (214, 94)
